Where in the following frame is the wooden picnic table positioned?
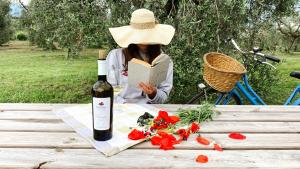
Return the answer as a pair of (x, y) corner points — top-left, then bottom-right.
(0, 103), (299, 169)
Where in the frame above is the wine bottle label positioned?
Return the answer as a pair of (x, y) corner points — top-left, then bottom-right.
(92, 97), (111, 130)
(98, 60), (107, 76)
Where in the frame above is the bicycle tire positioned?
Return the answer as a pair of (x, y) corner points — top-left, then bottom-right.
(186, 91), (205, 104)
(216, 92), (242, 105)
(186, 87), (216, 104)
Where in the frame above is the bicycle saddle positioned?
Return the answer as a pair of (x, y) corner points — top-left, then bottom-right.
(290, 71), (300, 79)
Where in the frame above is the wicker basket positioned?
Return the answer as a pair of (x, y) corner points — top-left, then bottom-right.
(203, 52), (246, 92)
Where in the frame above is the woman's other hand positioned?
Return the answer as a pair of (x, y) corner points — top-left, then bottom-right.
(138, 82), (157, 99)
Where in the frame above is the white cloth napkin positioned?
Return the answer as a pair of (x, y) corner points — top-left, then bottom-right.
(55, 104), (159, 157)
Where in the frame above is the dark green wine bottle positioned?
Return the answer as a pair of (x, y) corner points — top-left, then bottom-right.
(91, 52), (113, 141)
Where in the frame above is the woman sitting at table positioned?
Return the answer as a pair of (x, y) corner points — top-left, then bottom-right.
(106, 8), (175, 104)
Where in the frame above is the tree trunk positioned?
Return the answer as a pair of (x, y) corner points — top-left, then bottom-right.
(287, 37), (298, 53)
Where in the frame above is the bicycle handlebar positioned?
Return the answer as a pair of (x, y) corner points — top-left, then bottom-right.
(229, 38), (281, 63)
(264, 55), (281, 63)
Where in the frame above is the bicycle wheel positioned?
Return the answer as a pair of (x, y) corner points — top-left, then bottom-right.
(186, 87), (214, 104)
(186, 91), (205, 104)
(217, 92), (242, 105)
(231, 92), (242, 105)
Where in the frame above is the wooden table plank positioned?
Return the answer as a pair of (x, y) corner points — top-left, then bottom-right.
(0, 119), (73, 132)
(152, 104), (300, 112)
(0, 111), (57, 120)
(1, 103), (299, 112)
(1, 110), (300, 122)
(1, 132), (300, 150)
(0, 103), (54, 111)
(213, 112), (300, 122)
(0, 132), (90, 148)
(0, 120), (299, 133)
(0, 103), (299, 168)
(0, 103), (77, 111)
(201, 121), (300, 133)
(135, 133), (300, 150)
(0, 148), (299, 169)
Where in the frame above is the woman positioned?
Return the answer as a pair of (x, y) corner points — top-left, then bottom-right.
(107, 8), (175, 104)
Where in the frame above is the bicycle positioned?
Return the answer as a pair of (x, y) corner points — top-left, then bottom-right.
(187, 38), (300, 105)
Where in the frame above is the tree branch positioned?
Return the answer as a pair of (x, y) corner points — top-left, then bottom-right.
(214, 0), (220, 52)
(18, 0), (29, 13)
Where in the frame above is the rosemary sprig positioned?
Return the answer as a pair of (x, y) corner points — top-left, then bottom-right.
(177, 102), (220, 125)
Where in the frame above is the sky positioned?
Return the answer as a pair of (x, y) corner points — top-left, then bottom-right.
(20, 0), (29, 5)
(11, 0), (30, 5)
(10, 0), (30, 17)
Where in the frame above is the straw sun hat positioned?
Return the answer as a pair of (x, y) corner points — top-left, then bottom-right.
(109, 8), (175, 48)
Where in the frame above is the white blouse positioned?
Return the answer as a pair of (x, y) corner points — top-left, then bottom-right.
(106, 48), (173, 104)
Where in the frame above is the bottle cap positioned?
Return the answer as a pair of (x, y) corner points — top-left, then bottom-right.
(99, 50), (107, 59)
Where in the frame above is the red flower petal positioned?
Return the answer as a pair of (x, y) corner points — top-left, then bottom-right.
(169, 116), (180, 124)
(159, 137), (174, 150)
(128, 129), (146, 140)
(229, 132), (246, 140)
(157, 131), (169, 137)
(214, 143), (223, 152)
(196, 136), (210, 145)
(157, 111), (170, 121)
(196, 155), (208, 163)
(189, 122), (200, 133)
(151, 136), (162, 145)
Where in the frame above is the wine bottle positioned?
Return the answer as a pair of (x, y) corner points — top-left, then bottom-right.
(92, 50), (113, 141)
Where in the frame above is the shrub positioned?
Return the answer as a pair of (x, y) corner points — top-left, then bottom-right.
(16, 32), (28, 41)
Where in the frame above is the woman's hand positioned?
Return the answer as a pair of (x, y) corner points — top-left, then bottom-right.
(138, 82), (157, 99)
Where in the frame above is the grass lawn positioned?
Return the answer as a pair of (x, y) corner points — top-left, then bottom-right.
(273, 52), (300, 104)
(0, 41), (299, 104)
(0, 41), (97, 103)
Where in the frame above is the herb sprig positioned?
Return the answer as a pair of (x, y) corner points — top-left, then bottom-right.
(177, 102), (219, 125)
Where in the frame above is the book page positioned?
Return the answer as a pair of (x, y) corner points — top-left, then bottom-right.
(149, 56), (170, 86)
(128, 60), (151, 88)
(151, 53), (169, 66)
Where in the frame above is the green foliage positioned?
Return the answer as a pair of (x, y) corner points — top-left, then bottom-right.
(14, 0), (298, 104)
(103, 0), (298, 104)
(0, 0), (12, 45)
(1, 42), (299, 103)
(16, 32), (28, 41)
(28, 0), (108, 58)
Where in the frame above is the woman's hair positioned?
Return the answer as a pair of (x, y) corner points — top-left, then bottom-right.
(122, 44), (161, 70)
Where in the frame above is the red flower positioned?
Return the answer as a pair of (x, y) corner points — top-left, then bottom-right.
(229, 132), (246, 140)
(155, 111), (170, 122)
(169, 116), (180, 124)
(128, 129), (146, 140)
(196, 155), (208, 163)
(150, 131), (180, 150)
(152, 123), (168, 130)
(214, 143), (223, 152)
(151, 136), (161, 145)
(152, 111), (180, 130)
(196, 136), (210, 145)
(189, 122), (200, 133)
(176, 129), (190, 140)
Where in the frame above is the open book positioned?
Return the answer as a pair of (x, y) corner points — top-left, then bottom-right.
(128, 53), (171, 88)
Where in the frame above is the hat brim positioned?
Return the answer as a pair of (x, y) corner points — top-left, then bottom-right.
(109, 24), (175, 48)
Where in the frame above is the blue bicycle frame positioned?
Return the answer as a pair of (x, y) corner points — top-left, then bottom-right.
(215, 74), (300, 105)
